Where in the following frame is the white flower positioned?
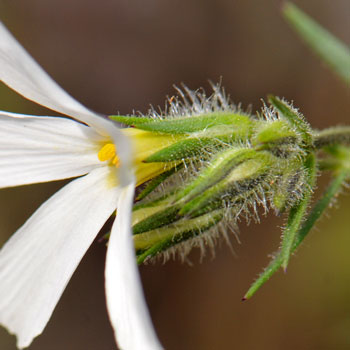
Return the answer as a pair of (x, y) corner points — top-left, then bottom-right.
(0, 22), (163, 350)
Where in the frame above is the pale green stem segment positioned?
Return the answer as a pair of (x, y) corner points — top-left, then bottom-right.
(279, 153), (316, 270)
(283, 2), (350, 84)
(243, 169), (348, 300)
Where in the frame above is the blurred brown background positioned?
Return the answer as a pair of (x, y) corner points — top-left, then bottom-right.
(0, 0), (349, 349)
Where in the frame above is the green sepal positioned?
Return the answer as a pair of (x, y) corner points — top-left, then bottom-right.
(144, 137), (220, 162)
(135, 209), (224, 264)
(183, 178), (261, 218)
(271, 158), (304, 214)
(132, 205), (166, 226)
(243, 169), (348, 300)
(279, 153), (316, 270)
(179, 154), (272, 216)
(268, 96), (313, 147)
(144, 121), (253, 162)
(136, 165), (183, 201)
(176, 148), (258, 203)
(133, 113), (252, 134)
(252, 120), (297, 147)
(272, 172), (300, 214)
(109, 115), (155, 126)
(133, 192), (174, 211)
(132, 204), (180, 235)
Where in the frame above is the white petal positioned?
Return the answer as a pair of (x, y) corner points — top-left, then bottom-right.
(0, 22), (133, 185)
(0, 22), (109, 134)
(0, 111), (105, 188)
(0, 167), (120, 349)
(105, 181), (163, 350)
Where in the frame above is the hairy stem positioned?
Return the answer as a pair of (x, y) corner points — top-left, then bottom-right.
(314, 126), (350, 148)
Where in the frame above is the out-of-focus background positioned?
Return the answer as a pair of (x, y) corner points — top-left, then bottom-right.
(0, 0), (349, 349)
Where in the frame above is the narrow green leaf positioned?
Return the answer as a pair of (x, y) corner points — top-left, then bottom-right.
(279, 153), (316, 270)
(243, 168), (347, 300)
(242, 253), (282, 301)
(283, 2), (350, 84)
(293, 170), (348, 243)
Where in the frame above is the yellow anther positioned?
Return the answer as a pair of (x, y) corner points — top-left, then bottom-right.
(111, 156), (120, 167)
(98, 143), (117, 162)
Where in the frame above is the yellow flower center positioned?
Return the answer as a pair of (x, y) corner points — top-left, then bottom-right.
(98, 128), (184, 187)
(98, 143), (120, 167)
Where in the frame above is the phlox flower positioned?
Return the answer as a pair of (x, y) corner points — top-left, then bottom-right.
(0, 22), (165, 350)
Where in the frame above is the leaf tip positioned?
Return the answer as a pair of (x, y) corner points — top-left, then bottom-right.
(281, 260), (289, 272)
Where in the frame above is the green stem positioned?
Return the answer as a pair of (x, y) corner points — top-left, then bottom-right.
(314, 126), (350, 148)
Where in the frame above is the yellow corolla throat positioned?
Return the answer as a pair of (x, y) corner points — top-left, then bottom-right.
(98, 128), (183, 187)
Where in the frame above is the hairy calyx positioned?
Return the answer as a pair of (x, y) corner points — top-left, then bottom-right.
(107, 85), (350, 267)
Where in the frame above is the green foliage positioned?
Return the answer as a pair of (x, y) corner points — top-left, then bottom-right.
(283, 2), (350, 83)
